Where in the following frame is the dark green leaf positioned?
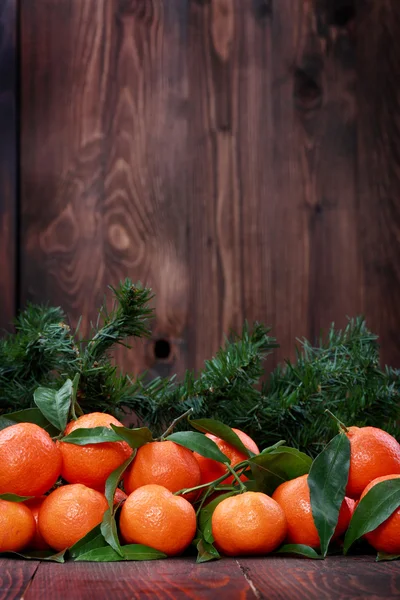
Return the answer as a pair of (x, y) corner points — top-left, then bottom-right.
(189, 418), (251, 456)
(101, 508), (123, 556)
(0, 494), (32, 502)
(75, 544), (167, 562)
(34, 379), (73, 431)
(68, 525), (104, 559)
(104, 454), (136, 510)
(61, 427), (123, 445)
(110, 424), (153, 448)
(166, 431), (229, 463)
(377, 552), (400, 562)
(71, 373), (84, 417)
(0, 408), (59, 436)
(196, 538), (221, 563)
(308, 433), (350, 557)
(199, 492), (237, 546)
(344, 478), (400, 554)
(0, 549), (66, 562)
(275, 544), (321, 559)
(249, 446), (312, 495)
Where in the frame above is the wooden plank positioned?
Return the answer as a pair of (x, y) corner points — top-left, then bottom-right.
(357, 0), (400, 367)
(0, 0), (17, 331)
(103, 0), (190, 379)
(24, 558), (253, 600)
(0, 559), (39, 600)
(238, 555), (400, 600)
(20, 0), (107, 333)
(266, 0), (361, 361)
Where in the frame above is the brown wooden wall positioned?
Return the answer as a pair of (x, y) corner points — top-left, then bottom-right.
(2, 0), (400, 377)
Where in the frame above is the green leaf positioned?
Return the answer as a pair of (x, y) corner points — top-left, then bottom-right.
(0, 494), (33, 502)
(74, 544), (167, 562)
(68, 525), (105, 559)
(249, 446), (312, 495)
(100, 509), (122, 556)
(110, 425), (153, 449)
(71, 373), (84, 417)
(189, 418), (251, 456)
(275, 544), (321, 559)
(377, 552), (400, 562)
(166, 431), (230, 463)
(34, 379), (73, 431)
(0, 549), (66, 562)
(344, 478), (400, 554)
(198, 492), (237, 546)
(104, 454), (136, 510)
(0, 408), (59, 436)
(196, 538), (221, 563)
(61, 427), (123, 445)
(308, 433), (350, 557)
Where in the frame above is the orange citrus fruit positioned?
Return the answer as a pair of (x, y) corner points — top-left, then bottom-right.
(58, 412), (132, 491)
(272, 474), (354, 548)
(123, 441), (201, 502)
(38, 484), (108, 551)
(345, 426), (400, 499)
(0, 423), (62, 496)
(24, 496), (50, 550)
(361, 474), (400, 553)
(211, 491), (287, 556)
(193, 428), (259, 485)
(0, 499), (36, 552)
(120, 484), (196, 556)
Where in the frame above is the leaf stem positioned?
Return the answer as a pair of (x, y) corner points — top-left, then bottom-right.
(159, 408), (194, 440)
(325, 409), (349, 433)
(225, 462), (247, 493)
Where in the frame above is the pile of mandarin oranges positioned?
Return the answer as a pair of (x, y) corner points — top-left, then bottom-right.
(0, 411), (399, 560)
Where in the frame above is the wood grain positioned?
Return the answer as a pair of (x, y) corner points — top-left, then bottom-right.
(24, 558), (253, 599)
(18, 0), (400, 377)
(0, 559), (39, 600)
(0, 0), (17, 331)
(20, 0), (107, 332)
(2, 556), (399, 600)
(357, 0), (400, 367)
(238, 555), (400, 600)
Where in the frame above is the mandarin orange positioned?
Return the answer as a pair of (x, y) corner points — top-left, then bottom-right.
(193, 428), (259, 486)
(0, 500), (36, 552)
(212, 491), (287, 556)
(272, 474), (354, 548)
(119, 484), (196, 556)
(0, 423), (62, 496)
(361, 474), (400, 554)
(345, 427), (400, 499)
(38, 484), (108, 551)
(59, 412), (132, 490)
(123, 441), (201, 502)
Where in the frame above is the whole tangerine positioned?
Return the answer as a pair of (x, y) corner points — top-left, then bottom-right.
(123, 441), (201, 502)
(119, 484), (196, 556)
(361, 474), (400, 554)
(0, 422), (62, 496)
(193, 428), (259, 486)
(59, 412), (132, 491)
(0, 500), (36, 553)
(272, 474), (354, 548)
(211, 491), (287, 556)
(38, 483), (108, 551)
(345, 426), (400, 499)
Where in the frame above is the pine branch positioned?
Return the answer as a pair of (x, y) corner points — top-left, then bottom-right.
(121, 322), (278, 435)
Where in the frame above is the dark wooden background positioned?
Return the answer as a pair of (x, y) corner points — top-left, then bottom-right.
(1, 0), (400, 379)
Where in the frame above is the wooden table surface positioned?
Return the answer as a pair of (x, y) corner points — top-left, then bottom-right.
(1, 556), (400, 600)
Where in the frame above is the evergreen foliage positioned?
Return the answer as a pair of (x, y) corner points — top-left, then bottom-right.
(0, 281), (399, 454)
